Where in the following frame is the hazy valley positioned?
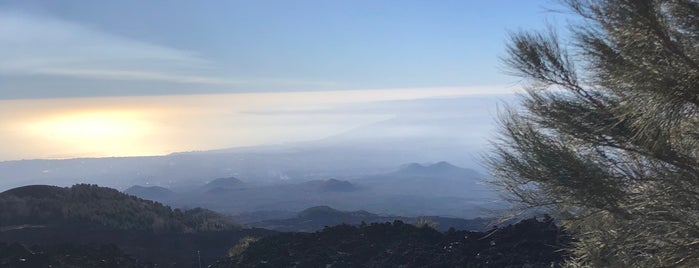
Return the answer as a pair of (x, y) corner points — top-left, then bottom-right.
(0, 184), (564, 267)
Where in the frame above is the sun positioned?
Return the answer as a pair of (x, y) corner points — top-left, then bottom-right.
(37, 112), (146, 139)
(21, 109), (155, 157)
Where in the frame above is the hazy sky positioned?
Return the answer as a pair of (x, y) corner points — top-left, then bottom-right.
(0, 87), (513, 160)
(0, 1), (567, 160)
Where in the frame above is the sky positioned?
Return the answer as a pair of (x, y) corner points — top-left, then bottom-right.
(0, 0), (568, 160)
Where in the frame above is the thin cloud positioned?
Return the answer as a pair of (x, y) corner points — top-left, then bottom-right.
(33, 68), (245, 85)
(0, 11), (339, 90)
(0, 11), (211, 77)
(30, 67), (343, 88)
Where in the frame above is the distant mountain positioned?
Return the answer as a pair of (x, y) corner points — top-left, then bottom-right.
(112, 161), (500, 220)
(0, 184), (240, 233)
(359, 161), (494, 200)
(250, 205), (493, 232)
(124, 185), (174, 201)
(396, 161), (480, 177)
(122, 162), (501, 219)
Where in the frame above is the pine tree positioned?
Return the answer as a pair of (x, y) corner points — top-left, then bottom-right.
(489, 0), (698, 266)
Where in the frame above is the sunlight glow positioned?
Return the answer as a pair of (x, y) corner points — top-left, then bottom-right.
(0, 87), (511, 160)
(33, 112), (148, 139)
(19, 110), (155, 157)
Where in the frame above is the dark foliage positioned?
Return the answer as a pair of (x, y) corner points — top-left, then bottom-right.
(212, 216), (569, 268)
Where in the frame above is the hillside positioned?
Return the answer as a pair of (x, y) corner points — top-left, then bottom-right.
(0, 184), (274, 267)
(395, 161), (479, 177)
(0, 184), (240, 233)
(205, 177), (246, 191)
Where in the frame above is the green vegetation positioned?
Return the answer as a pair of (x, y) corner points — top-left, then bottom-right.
(0, 184), (240, 233)
(491, 0), (698, 266)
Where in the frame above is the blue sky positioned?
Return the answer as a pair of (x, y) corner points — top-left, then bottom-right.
(0, 0), (567, 99)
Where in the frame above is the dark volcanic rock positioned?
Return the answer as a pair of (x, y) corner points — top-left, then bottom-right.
(211, 216), (570, 268)
(0, 242), (153, 268)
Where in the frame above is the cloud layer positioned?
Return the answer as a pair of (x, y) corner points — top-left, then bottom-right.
(0, 11), (228, 83)
(0, 11), (346, 99)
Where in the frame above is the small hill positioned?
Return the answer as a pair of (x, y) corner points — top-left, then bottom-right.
(358, 162), (494, 201)
(0, 184), (240, 233)
(396, 161), (480, 177)
(204, 177), (245, 192)
(124, 185), (174, 201)
(1, 185), (64, 199)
